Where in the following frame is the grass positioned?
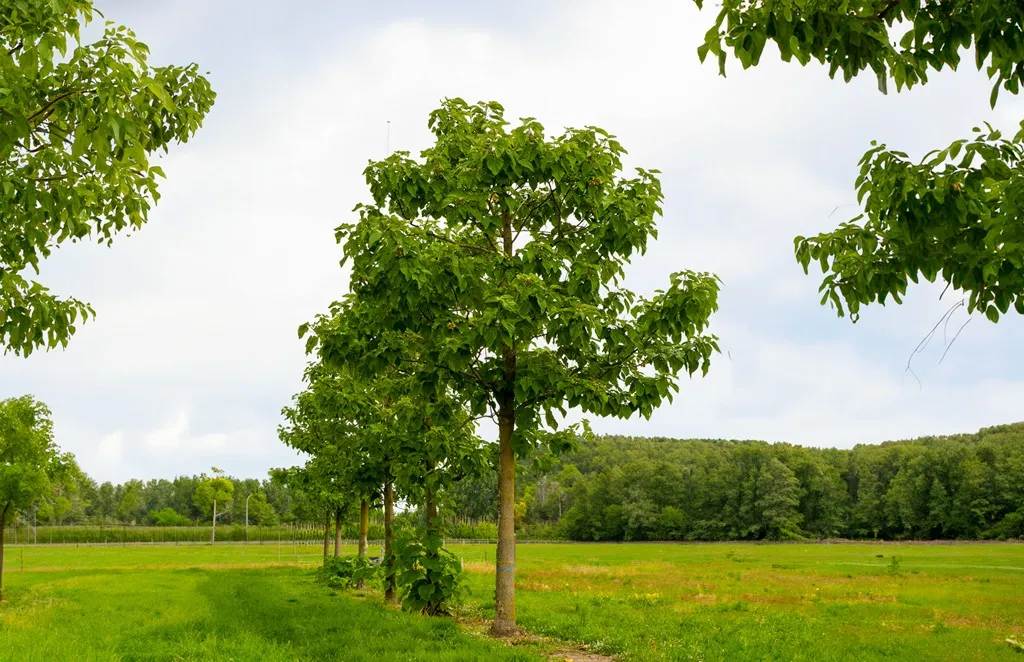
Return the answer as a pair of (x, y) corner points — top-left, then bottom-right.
(2, 542), (1023, 660)
(0, 545), (542, 661)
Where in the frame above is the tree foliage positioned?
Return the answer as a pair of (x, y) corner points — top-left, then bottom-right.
(278, 362), (362, 520)
(693, 0), (1024, 322)
(0, 394), (62, 599)
(332, 99), (720, 440)
(0, 0), (215, 355)
(395, 531), (468, 616)
(193, 468), (234, 517)
(0, 395), (59, 517)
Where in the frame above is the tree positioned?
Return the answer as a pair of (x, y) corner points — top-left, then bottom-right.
(279, 361), (366, 558)
(193, 468), (233, 543)
(754, 458), (804, 540)
(117, 479), (141, 523)
(243, 490), (277, 527)
(0, 395), (61, 600)
(91, 481), (117, 520)
(693, 1), (1024, 323)
(300, 313), (490, 603)
(320, 98), (720, 635)
(0, 0), (215, 356)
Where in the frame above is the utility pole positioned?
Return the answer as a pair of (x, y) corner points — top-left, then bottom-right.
(245, 493), (253, 544)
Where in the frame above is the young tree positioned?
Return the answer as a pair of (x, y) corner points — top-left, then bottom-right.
(279, 362), (364, 558)
(693, 1), (1024, 323)
(0, 395), (61, 600)
(320, 99), (720, 635)
(194, 468), (234, 543)
(291, 333), (489, 603)
(243, 490), (278, 527)
(0, 1), (216, 355)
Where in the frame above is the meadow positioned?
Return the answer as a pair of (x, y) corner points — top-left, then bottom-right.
(1, 541), (1022, 661)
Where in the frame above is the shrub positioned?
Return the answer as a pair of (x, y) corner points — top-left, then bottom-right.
(472, 521), (498, 539)
(149, 508), (192, 527)
(517, 522), (561, 540)
(395, 531), (468, 616)
(316, 555), (381, 590)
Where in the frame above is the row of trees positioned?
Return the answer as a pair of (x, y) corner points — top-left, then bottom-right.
(279, 96), (722, 635)
(0, 454), (369, 529)
(469, 423), (1024, 543)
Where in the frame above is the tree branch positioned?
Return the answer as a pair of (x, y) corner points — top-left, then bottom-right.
(28, 89), (91, 124)
(408, 220), (491, 255)
(875, 0), (900, 20)
(854, 0), (900, 20)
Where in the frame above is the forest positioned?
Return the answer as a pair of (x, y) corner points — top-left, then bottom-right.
(493, 422), (1024, 542)
(27, 421), (1024, 544)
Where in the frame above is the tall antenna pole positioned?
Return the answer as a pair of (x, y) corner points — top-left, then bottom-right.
(385, 120), (391, 157)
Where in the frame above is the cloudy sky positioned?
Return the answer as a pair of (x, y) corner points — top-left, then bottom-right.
(3, 0), (1022, 484)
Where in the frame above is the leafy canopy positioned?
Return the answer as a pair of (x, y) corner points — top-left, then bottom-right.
(0, 0), (215, 355)
(193, 468), (234, 516)
(300, 314), (490, 509)
(323, 98), (721, 454)
(278, 361), (365, 513)
(693, 0), (1024, 322)
(0, 394), (61, 516)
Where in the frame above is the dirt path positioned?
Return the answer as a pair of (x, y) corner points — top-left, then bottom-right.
(457, 618), (616, 661)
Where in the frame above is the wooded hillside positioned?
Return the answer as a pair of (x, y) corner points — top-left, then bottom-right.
(450, 422), (1024, 542)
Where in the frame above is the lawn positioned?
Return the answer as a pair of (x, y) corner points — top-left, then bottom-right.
(1, 542), (1022, 660)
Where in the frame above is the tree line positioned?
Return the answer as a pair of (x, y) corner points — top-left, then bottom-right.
(452, 422), (1024, 543)
(17, 416), (1024, 545)
(2, 459), (351, 529)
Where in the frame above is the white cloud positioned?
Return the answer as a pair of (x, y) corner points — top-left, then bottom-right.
(96, 431), (124, 463)
(144, 412), (189, 452)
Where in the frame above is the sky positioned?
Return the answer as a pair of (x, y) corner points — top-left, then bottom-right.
(2, 0), (1023, 484)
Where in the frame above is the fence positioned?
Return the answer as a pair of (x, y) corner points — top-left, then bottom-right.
(1, 522), (345, 546)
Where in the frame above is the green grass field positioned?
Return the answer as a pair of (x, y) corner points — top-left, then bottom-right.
(1, 542), (1022, 661)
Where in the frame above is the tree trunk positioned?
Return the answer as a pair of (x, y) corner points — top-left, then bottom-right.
(0, 505), (7, 602)
(358, 500), (369, 557)
(334, 508), (343, 557)
(490, 209), (519, 637)
(211, 500), (217, 544)
(323, 510), (330, 558)
(384, 481), (397, 603)
(425, 460), (438, 535)
(356, 499), (370, 588)
(491, 388), (518, 636)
